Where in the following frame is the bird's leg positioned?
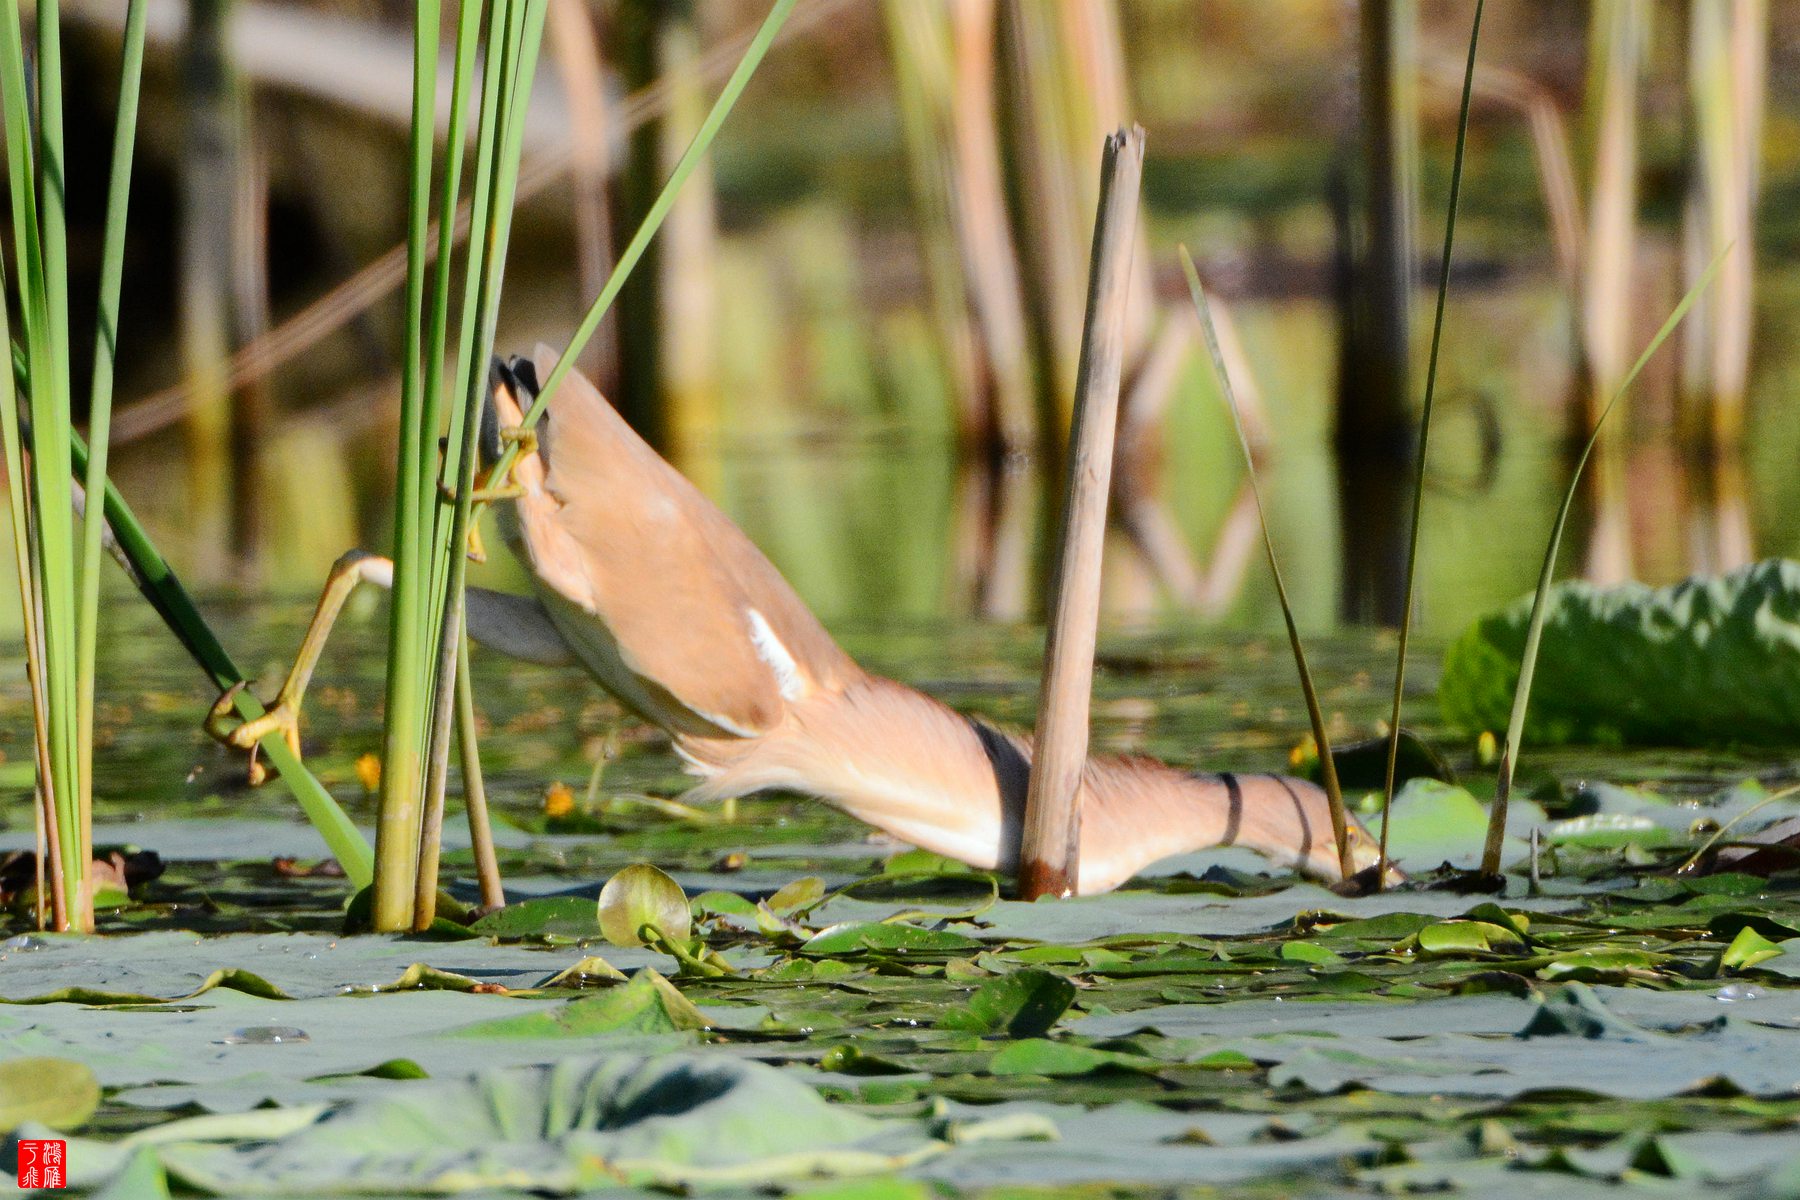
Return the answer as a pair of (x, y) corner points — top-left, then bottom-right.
(205, 550), (394, 784)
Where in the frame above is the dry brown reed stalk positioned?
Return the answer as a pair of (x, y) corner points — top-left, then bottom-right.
(547, 0), (615, 385)
(1579, 0), (1646, 585)
(1108, 299), (1265, 620)
(1463, 63), (1583, 306)
(230, 134), (274, 579)
(997, 0), (1151, 452)
(1018, 126), (1144, 900)
(885, 0), (986, 443)
(654, 9), (725, 461)
(949, 0), (1038, 449)
(178, 0), (242, 579)
(1683, 0), (1764, 569)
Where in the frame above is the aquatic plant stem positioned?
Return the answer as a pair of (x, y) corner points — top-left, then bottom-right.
(1, 0), (86, 928)
(373, 0), (449, 932)
(1481, 245), (1729, 876)
(76, 0), (148, 894)
(1677, 784), (1800, 875)
(1180, 248), (1353, 880)
(417, 0), (548, 930)
(1018, 126), (1143, 900)
(1376, 0), (1483, 885)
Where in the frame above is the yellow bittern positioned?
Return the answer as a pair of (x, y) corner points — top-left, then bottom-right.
(210, 346), (1384, 894)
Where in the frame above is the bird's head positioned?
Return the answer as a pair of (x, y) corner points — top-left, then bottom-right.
(1286, 791), (1404, 889)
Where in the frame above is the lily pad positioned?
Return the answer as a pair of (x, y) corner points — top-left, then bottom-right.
(0, 1057), (100, 1131)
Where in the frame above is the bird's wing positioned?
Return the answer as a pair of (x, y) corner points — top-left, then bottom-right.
(495, 348), (854, 739)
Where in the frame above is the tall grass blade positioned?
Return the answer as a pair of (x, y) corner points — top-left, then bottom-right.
(1376, 0), (1482, 884)
(1480, 245), (1730, 875)
(1180, 248), (1354, 880)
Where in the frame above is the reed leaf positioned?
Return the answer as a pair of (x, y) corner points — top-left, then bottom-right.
(1180, 248), (1354, 880)
(1376, 0), (1483, 883)
(371, 0), (448, 931)
(1480, 245), (1730, 876)
(65, 430), (375, 886)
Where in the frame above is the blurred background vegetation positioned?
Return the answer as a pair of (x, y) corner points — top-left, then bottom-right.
(24, 0), (1800, 641)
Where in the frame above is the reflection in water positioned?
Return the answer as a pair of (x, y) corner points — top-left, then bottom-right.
(12, 274), (1793, 648)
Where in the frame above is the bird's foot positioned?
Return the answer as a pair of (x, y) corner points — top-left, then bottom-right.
(497, 425), (537, 455)
(205, 682), (303, 787)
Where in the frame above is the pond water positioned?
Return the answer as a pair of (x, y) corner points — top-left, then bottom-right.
(7, 591), (1800, 1195)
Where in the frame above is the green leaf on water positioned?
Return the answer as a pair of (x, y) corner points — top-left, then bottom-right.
(1721, 925), (1786, 971)
(538, 955), (628, 989)
(1442, 560), (1800, 748)
(450, 968), (704, 1039)
(1412, 921), (1525, 956)
(354, 963), (489, 994)
(692, 890), (759, 918)
(1537, 948), (1670, 982)
(941, 969), (1076, 1037)
(0, 1057), (100, 1131)
(766, 876), (826, 914)
(598, 864), (692, 948)
(308, 1059), (430, 1082)
(988, 1039), (1159, 1077)
(1280, 941), (1345, 966)
(801, 922), (982, 956)
(470, 895), (602, 939)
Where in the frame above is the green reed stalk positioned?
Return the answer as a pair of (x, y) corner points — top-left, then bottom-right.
(0, 5), (371, 905)
(417, 0), (548, 929)
(1180, 248), (1354, 880)
(0, 257), (54, 926)
(1375, 0), (1482, 884)
(368, 0), (795, 930)
(377, 0), (553, 929)
(77, 0), (147, 887)
(1480, 246), (1729, 876)
(370, 0), (446, 931)
(0, 0), (83, 928)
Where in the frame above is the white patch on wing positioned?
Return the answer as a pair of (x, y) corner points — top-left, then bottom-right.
(746, 608), (803, 701)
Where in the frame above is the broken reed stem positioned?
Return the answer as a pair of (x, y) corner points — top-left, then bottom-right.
(1017, 125), (1144, 901)
(456, 631), (505, 910)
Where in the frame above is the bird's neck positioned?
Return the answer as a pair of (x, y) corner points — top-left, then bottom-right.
(678, 674), (1328, 893)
